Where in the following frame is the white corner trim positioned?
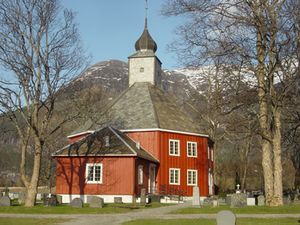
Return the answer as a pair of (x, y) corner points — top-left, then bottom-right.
(121, 128), (209, 137)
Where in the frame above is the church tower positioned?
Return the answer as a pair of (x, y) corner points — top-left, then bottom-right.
(128, 18), (162, 87)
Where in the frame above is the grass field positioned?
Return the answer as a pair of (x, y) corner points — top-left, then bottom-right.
(0, 202), (169, 214)
(0, 218), (69, 225)
(171, 204), (300, 214)
(123, 218), (300, 225)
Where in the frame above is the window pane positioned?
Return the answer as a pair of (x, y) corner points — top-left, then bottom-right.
(87, 166), (94, 181)
(94, 166), (101, 181)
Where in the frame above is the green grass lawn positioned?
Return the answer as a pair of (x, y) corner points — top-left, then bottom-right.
(171, 204), (300, 214)
(0, 218), (69, 225)
(0, 202), (169, 214)
(123, 218), (300, 225)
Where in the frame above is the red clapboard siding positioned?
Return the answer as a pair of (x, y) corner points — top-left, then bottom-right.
(158, 131), (209, 196)
(126, 130), (210, 197)
(55, 156), (135, 195)
(126, 131), (160, 159)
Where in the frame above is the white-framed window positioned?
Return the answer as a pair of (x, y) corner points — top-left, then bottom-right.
(187, 169), (198, 186)
(187, 141), (197, 157)
(169, 139), (180, 156)
(211, 149), (214, 161)
(138, 165), (143, 185)
(169, 168), (180, 185)
(86, 163), (103, 184)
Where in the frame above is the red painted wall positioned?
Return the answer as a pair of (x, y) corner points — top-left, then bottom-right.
(158, 131), (209, 196)
(126, 131), (160, 159)
(55, 156), (135, 195)
(126, 130), (210, 197)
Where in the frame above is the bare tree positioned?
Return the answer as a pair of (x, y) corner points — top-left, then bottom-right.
(162, 0), (300, 206)
(0, 0), (86, 206)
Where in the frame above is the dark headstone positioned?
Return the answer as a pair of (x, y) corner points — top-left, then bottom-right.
(71, 198), (83, 208)
(0, 196), (11, 206)
(230, 193), (247, 208)
(0, 192), (2, 198)
(148, 195), (161, 203)
(140, 188), (146, 204)
(48, 195), (58, 206)
(283, 195), (291, 205)
(257, 195), (265, 206)
(217, 210), (236, 225)
(114, 197), (123, 204)
(89, 196), (104, 208)
(226, 195), (232, 205)
(4, 187), (9, 197)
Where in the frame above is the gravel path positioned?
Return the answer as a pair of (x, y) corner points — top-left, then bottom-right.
(1, 202), (300, 225)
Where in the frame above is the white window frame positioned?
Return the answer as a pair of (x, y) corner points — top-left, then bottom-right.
(187, 169), (198, 186)
(187, 141), (197, 157)
(138, 165), (143, 185)
(169, 168), (180, 185)
(86, 163), (103, 184)
(169, 139), (180, 156)
(211, 149), (214, 161)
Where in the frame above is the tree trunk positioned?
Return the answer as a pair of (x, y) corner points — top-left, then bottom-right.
(24, 137), (42, 207)
(272, 108), (283, 206)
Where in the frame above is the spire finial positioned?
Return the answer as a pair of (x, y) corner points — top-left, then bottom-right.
(145, 0), (148, 29)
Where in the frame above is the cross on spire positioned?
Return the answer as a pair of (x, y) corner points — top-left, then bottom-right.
(145, 0), (148, 29)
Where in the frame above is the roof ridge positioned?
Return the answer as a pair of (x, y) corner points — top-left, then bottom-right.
(147, 84), (161, 128)
(109, 126), (137, 156)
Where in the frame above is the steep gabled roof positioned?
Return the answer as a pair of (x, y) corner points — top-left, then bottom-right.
(72, 82), (206, 136)
(53, 126), (159, 163)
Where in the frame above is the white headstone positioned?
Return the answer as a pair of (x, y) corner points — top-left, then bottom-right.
(247, 197), (256, 206)
(192, 186), (200, 207)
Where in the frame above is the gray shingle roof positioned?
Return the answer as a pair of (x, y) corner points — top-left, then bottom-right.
(53, 126), (159, 163)
(72, 82), (206, 135)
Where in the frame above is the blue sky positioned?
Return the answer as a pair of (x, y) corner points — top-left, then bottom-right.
(62, 0), (183, 69)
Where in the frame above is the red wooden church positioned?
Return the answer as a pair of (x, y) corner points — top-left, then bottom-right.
(53, 19), (214, 203)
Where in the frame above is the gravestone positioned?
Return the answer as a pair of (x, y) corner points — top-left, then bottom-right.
(257, 195), (265, 206)
(212, 199), (219, 207)
(140, 188), (146, 204)
(70, 198), (83, 208)
(283, 195), (291, 205)
(216, 210), (236, 225)
(226, 194), (232, 205)
(18, 192), (26, 205)
(218, 198), (226, 205)
(230, 193), (247, 208)
(114, 197), (123, 204)
(192, 186), (201, 207)
(56, 195), (63, 205)
(48, 195), (58, 206)
(89, 196), (104, 208)
(0, 196), (11, 206)
(247, 197), (256, 206)
(36, 193), (42, 201)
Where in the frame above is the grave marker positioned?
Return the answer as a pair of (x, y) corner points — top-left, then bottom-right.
(216, 210), (236, 225)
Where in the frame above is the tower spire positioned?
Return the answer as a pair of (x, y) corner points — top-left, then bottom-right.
(145, 0), (148, 29)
